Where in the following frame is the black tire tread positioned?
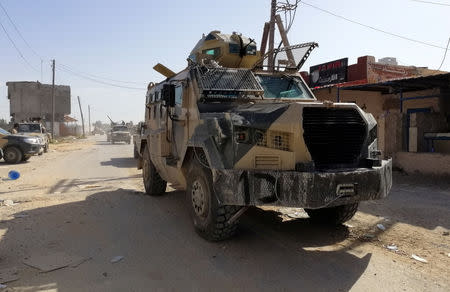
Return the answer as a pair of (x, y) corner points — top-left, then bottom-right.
(305, 203), (358, 225)
(204, 205), (240, 241)
(187, 160), (240, 241)
(133, 145), (138, 159)
(143, 147), (167, 196)
(4, 146), (22, 164)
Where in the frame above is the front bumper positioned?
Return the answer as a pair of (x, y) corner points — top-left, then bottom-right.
(22, 143), (41, 155)
(112, 135), (130, 141)
(212, 159), (392, 209)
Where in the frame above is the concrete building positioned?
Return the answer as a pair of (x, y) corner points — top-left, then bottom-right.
(6, 81), (71, 122)
(6, 81), (71, 136)
(302, 56), (450, 176)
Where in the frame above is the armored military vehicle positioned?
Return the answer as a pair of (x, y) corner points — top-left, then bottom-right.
(109, 125), (131, 144)
(137, 31), (392, 241)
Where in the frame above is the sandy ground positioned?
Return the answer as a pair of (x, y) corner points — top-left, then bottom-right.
(0, 136), (449, 291)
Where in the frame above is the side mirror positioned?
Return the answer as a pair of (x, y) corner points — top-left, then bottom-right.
(162, 84), (175, 107)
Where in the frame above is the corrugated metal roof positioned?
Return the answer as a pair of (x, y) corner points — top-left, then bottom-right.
(340, 72), (450, 93)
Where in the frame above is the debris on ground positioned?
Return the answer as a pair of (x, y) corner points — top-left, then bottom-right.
(71, 257), (92, 268)
(1, 200), (16, 206)
(411, 254), (428, 263)
(111, 256), (124, 263)
(8, 170), (20, 180)
(23, 252), (89, 272)
(376, 224), (386, 231)
(0, 267), (20, 284)
(0, 284), (7, 289)
(442, 231), (449, 236)
(387, 245), (398, 251)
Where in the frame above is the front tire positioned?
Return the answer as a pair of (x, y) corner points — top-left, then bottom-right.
(142, 146), (167, 196)
(186, 161), (239, 241)
(4, 146), (23, 164)
(44, 143), (49, 153)
(305, 203), (359, 225)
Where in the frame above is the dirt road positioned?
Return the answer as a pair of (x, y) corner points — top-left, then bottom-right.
(0, 136), (449, 291)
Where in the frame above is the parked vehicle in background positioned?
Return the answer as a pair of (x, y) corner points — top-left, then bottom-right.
(0, 127), (40, 163)
(17, 122), (50, 153)
(110, 125), (131, 144)
(133, 122), (145, 159)
(92, 127), (105, 135)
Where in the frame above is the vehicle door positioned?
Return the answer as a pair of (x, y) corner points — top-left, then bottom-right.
(147, 88), (171, 164)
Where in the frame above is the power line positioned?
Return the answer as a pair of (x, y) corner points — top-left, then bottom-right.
(0, 1), (43, 59)
(0, 18), (39, 72)
(0, 0), (145, 87)
(300, 1), (450, 51)
(438, 37), (450, 70)
(410, 0), (450, 7)
(57, 65), (146, 90)
(59, 62), (146, 85)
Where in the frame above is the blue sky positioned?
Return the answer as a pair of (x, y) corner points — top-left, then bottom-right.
(1, 0), (449, 124)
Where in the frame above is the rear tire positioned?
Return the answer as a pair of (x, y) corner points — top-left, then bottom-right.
(142, 146), (167, 196)
(305, 203), (359, 225)
(186, 161), (239, 241)
(4, 146), (23, 164)
(133, 144), (139, 159)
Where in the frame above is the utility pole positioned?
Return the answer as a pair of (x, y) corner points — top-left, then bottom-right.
(267, 0), (276, 70)
(77, 96), (85, 137)
(88, 105), (91, 135)
(51, 59), (55, 139)
(275, 14), (295, 66)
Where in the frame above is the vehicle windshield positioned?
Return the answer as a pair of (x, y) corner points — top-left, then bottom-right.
(112, 126), (128, 131)
(18, 124), (41, 133)
(256, 75), (314, 99)
(0, 127), (10, 135)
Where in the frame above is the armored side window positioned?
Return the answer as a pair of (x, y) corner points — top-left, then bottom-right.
(202, 47), (221, 58)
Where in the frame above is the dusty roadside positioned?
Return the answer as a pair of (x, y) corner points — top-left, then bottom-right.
(0, 136), (448, 291)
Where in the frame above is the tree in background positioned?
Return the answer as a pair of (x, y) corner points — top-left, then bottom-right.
(0, 118), (11, 130)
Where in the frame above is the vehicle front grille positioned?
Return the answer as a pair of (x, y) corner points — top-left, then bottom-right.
(302, 107), (366, 169)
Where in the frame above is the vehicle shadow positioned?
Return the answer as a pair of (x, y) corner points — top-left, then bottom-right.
(2, 189), (370, 291)
(100, 157), (136, 168)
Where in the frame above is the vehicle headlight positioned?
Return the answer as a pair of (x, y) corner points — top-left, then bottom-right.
(24, 137), (39, 144)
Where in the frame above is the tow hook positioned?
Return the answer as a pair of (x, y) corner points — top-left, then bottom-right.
(227, 206), (249, 225)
